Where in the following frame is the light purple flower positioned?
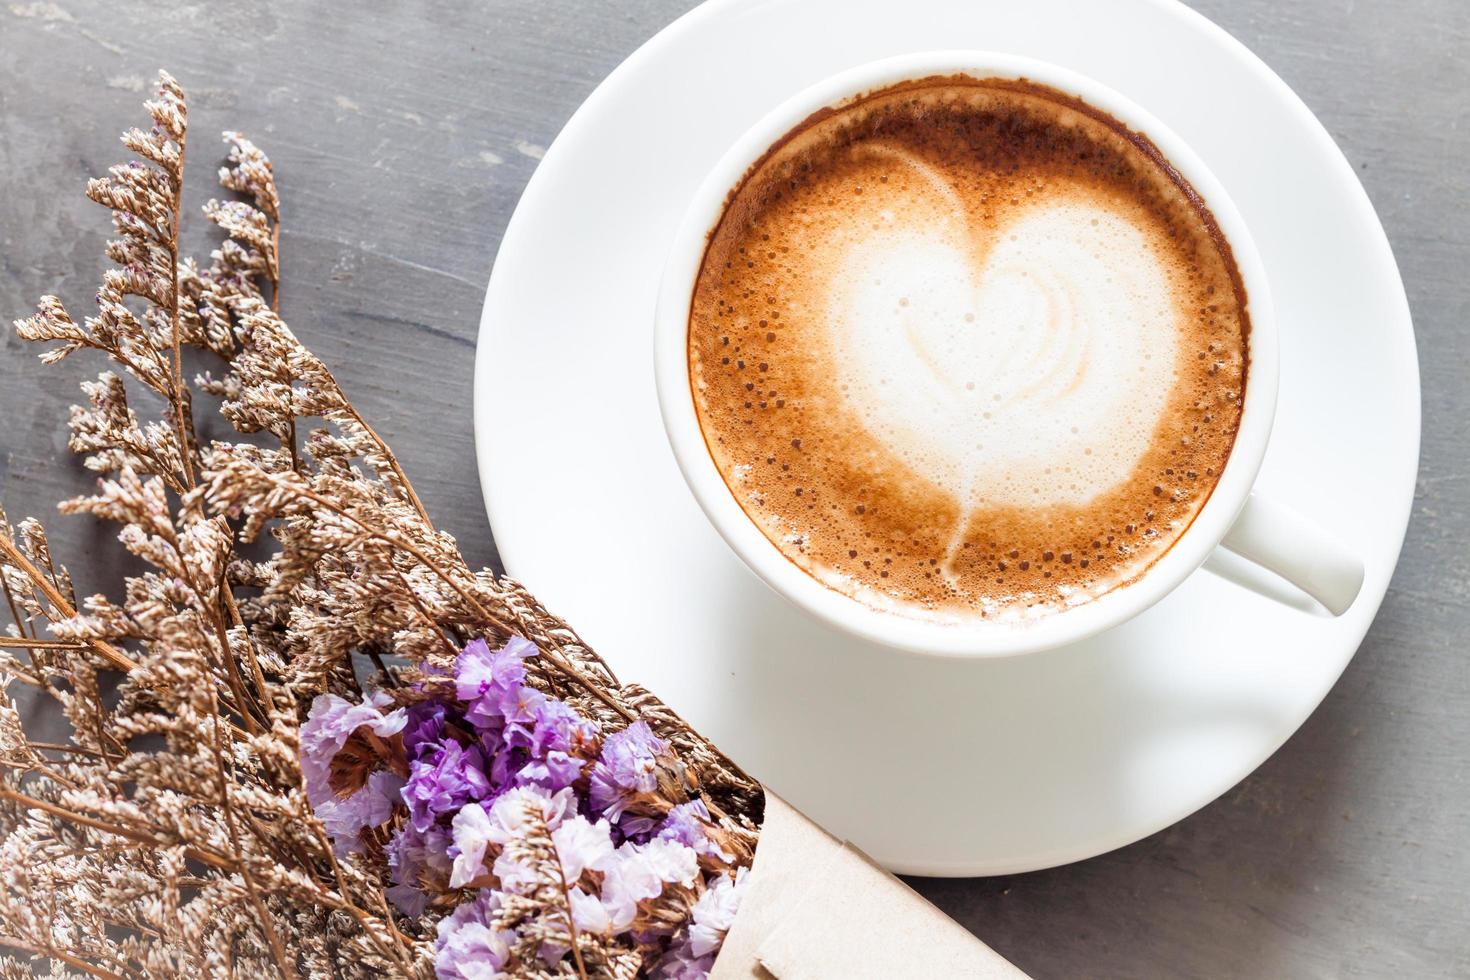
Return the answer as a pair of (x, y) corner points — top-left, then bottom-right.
(434, 891), (515, 980)
(492, 846), (540, 896)
(657, 800), (735, 863)
(486, 786), (575, 895)
(315, 770), (403, 855)
(589, 721), (668, 831)
(402, 739), (492, 833)
(650, 939), (715, 980)
(526, 697), (598, 757)
(456, 636), (536, 729)
(302, 640), (750, 976)
(486, 784), (574, 842)
(300, 692), (406, 809)
(498, 684), (548, 752)
(455, 637), (532, 700)
(636, 837), (700, 888)
(516, 750), (585, 792)
(656, 800), (709, 848)
(386, 823), (454, 917)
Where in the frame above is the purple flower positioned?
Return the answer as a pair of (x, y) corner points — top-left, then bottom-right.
(300, 639), (749, 975)
(316, 770), (403, 855)
(498, 684), (547, 752)
(300, 692), (406, 852)
(455, 636), (536, 729)
(658, 800), (735, 863)
(402, 739), (492, 833)
(656, 800), (709, 849)
(516, 750), (585, 792)
(589, 721), (667, 831)
(385, 822), (454, 917)
(300, 692), (406, 810)
(526, 698), (598, 758)
(402, 701), (448, 761)
(650, 940), (715, 980)
(487, 742), (527, 789)
(455, 637), (532, 700)
(434, 891), (515, 980)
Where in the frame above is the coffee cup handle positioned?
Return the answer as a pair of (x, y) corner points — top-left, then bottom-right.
(1218, 491), (1365, 615)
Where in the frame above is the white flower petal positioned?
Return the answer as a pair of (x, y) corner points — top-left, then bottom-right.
(551, 815), (615, 881)
(449, 803), (493, 888)
(568, 887), (611, 935)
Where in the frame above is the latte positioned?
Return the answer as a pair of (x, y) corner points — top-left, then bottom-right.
(687, 76), (1249, 621)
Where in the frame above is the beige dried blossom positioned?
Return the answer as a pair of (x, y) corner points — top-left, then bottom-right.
(1, 71), (761, 979)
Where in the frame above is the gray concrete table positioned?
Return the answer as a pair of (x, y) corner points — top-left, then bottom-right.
(2, 2), (1465, 977)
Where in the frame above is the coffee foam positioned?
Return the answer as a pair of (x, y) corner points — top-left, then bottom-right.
(823, 144), (1176, 512)
(689, 78), (1248, 620)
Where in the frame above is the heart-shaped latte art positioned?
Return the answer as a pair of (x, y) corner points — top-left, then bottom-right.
(821, 146), (1179, 512)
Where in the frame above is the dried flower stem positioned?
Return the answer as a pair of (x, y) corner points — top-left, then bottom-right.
(168, 144), (195, 490)
(0, 638), (87, 651)
(0, 534), (135, 672)
(22, 741), (107, 758)
(339, 404), (429, 526)
(207, 689), (293, 978)
(0, 787), (230, 870)
(220, 572), (272, 705)
(552, 845), (592, 980)
(262, 476), (486, 622)
(0, 935), (124, 980)
(1, 589), (31, 642)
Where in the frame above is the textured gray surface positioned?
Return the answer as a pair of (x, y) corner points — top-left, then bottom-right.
(1, 1), (1465, 977)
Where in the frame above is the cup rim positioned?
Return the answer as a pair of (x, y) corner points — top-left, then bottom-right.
(654, 50), (1279, 659)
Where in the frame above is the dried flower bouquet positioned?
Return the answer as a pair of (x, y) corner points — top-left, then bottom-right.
(0, 72), (763, 979)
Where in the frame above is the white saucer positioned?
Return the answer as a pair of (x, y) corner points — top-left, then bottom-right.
(474, 0), (1418, 875)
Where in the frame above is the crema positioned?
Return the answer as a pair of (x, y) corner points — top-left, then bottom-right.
(688, 76), (1249, 621)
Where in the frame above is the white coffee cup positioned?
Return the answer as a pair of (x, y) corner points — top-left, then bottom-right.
(654, 51), (1364, 658)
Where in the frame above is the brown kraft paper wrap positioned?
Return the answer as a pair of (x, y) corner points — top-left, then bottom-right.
(711, 793), (1030, 979)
